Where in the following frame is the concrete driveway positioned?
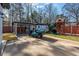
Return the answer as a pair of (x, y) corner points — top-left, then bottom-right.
(3, 35), (79, 56)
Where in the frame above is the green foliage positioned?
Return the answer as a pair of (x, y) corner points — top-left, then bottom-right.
(30, 11), (39, 23)
(42, 19), (49, 24)
(31, 11), (37, 19)
(48, 23), (57, 34)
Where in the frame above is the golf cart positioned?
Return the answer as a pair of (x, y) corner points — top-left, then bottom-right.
(30, 26), (46, 38)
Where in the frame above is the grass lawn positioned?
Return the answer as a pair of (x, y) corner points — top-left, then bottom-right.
(47, 33), (79, 42)
(3, 33), (17, 41)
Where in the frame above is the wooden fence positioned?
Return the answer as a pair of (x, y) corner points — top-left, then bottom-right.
(56, 22), (79, 36)
(3, 26), (26, 33)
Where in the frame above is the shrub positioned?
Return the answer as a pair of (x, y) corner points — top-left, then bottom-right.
(48, 23), (57, 34)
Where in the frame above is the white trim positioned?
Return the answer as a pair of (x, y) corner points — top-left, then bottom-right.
(13, 23), (17, 35)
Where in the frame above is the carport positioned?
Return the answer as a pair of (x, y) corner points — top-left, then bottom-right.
(12, 21), (48, 35)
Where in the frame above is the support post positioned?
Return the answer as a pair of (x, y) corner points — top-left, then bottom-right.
(13, 23), (17, 35)
(71, 23), (72, 35)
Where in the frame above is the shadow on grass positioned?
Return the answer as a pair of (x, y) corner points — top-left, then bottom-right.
(39, 36), (58, 43)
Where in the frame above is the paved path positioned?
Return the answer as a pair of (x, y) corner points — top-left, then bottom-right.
(3, 35), (79, 56)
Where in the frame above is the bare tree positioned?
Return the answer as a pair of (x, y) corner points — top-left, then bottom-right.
(63, 3), (79, 23)
(45, 3), (57, 24)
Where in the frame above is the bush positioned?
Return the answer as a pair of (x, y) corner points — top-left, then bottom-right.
(48, 23), (57, 34)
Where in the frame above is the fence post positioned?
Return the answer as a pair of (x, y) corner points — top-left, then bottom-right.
(13, 23), (17, 35)
(61, 25), (63, 34)
(71, 23), (72, 35)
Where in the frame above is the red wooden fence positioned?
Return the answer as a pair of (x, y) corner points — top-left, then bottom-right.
(3, 26), (12, 33)
(3, 26), (26, 33)
(56, 23), (79, 36)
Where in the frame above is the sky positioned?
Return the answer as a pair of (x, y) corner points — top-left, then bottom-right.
(53, 3), (65, 14)
(33, 3), (65, 14)
(32, 3), (65, 15)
